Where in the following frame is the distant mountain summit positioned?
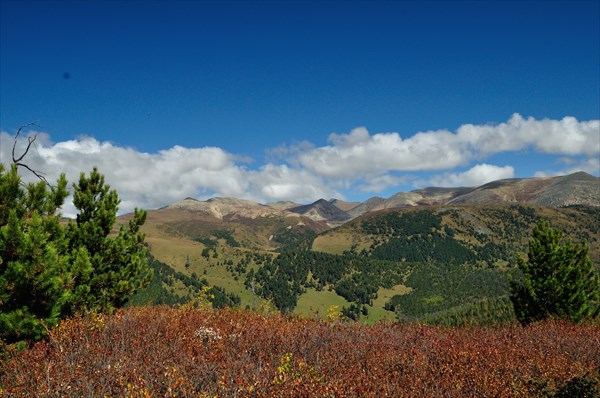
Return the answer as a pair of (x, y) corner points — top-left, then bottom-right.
(166, 197), (290, 220)
(288, 199), (351, 225)
(160, 172), (598, 225)
(446, 172), (599, 207)
(523, 171), (599, 207)
(313, 172), (598, 220)
(329, 199), (361, 212)
(346, 197), (386, 219)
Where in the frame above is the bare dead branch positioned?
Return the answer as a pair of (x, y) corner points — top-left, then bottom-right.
(10, 122), (52, 186)
(12, 122), (38, 163)
(16, 161), (51, 185)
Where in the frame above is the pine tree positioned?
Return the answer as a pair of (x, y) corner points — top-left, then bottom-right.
(0, 163), (73, 340)
(66, 167), (151, 312)
(510, 220), (599, 325)
(0, 164), (151, 342)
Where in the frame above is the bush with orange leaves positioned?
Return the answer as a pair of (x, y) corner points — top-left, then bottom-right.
(1, 305), (598, 397)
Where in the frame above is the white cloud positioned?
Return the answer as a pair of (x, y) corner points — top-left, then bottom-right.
(534, 157), (600, 178)
(265, 140), (315, 165)
(356, 173), (409, 192)
(456, 114), (599, 156)
(248, 164), (340, 202)
(0, 131), (335, 216)
(296, 114), (599, 179)
(555, 157), (578, 165)
(1, 113), (597, 216)
(428, 164), (515, 187)
(297, 127), (469, 178)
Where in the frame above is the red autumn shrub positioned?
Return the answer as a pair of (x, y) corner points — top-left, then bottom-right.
(1, 306), (598, 397)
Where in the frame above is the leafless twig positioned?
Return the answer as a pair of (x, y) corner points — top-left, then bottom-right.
(11, 122), (51, 186)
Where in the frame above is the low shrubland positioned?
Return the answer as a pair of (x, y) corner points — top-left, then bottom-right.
(1, 306), (598, 397)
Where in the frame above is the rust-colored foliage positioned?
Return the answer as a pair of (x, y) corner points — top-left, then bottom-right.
(1, 306), (598, 397)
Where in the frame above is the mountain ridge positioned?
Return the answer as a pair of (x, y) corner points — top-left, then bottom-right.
(288, 199), (352, 225)
(118, 172), (600, 322)
(159, 172), (599, 225)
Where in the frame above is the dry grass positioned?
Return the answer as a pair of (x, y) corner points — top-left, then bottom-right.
(294, 288), (351, 319)
(311, 231), (373, 255)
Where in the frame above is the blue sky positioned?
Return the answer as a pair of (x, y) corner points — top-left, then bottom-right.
(1, 1), (599, 214)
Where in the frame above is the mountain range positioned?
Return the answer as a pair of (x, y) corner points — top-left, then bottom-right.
(121, 171), (599, 323)
(161, 171), (599, 228)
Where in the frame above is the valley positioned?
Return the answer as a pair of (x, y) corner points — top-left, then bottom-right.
(122, 172), (600, 325)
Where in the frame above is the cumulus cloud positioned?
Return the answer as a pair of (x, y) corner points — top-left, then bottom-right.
(555, 157), (578, 166)
(534, 157), (600, 178)
(247, 164), (340, 203)
(356, 174), (409, 193)
(265, 140), (315, 164)
(427, 164), (515, 187)
(1, 114), (597, 216)
(297, 127), (469, 178)
(0, 131), (336, 216)
(296, 114), (599, 179)
(455, 114), (599, 157)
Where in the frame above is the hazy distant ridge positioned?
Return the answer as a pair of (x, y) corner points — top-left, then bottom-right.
(164, 172), (599, 224)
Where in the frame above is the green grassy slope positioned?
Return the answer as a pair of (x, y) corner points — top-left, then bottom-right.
(129, 204), (599, 324)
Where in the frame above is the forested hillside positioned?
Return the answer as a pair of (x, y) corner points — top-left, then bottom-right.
(246, 204), (599, 324)
(121, 199), (599, 325)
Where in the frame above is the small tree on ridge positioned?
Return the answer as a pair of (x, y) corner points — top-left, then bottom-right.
(510, 220), (599, 325)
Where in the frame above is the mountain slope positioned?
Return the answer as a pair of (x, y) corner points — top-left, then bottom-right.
(330, 199), (361, 212)
(347, 197), (386, 219)
(288, 198), (352, 224)
(252, 203), (600, 323)
(313, 203), (600, 263)
(447, 172), (599, 207)
(153, 172), (598, 227)
(118, 171), (599, 323)
(526, 171), (599, 207)
(347, 172), (599, 218)
(165, 197), (290, 220)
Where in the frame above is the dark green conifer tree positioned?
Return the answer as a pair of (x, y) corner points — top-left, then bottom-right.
(0, 164), (73, 341)
(510, 220), (599, 325)
(66, 167), (151, 312)
(0, 164), (150, 343)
